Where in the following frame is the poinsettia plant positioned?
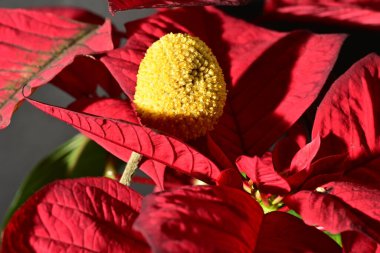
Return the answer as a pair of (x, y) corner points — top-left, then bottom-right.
(1, 0), (380, 252)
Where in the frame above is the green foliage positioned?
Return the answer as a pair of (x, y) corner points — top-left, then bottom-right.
(2, 134), (109, 227)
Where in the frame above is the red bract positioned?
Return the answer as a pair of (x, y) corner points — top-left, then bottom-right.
(313, 53), (380, 159)
(0, 8), (113, 129)
(108, 0), (250, 13)
(2, 178), (150, 253)
(2, 177), (341, 252)
(101, 6), (345, 165)
(263, 0), (380, 31)
(238, 53), (380, 249)
(28, 98), (221, 185)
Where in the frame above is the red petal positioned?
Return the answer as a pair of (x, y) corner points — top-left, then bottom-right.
(2, 177), (149, 253)
(213, 28), (345, 161)
(322, 180), (380, 226)
(31, 7), (106, 25)
(70, 98), (166, 190)
(289, 135), (321, 174)
(29, 99), (221, 182)
(313, 54), (380, 159)
(108, 0), (250, 13)
(133, 186), (263, 253)
(216, 168), (243, 189)
(206, 134), (236, 169)
(0, 9), (113, 129)
(265, 0), (380, 10)
(52, 56), (122, 99)
(264, 1), (380, 31)
(236, 154), (291, 194)
(272, 121), (308, 173)
(69, 97), (139, 124)
(344, 155), (380, 187)
(102, 7), (345, 163)
(255, 212), (341, 253)
(284, 190), (380, 243)
(342, 231), (380, 253)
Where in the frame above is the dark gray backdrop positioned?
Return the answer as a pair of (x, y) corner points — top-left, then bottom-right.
(0, 0), (154, 221)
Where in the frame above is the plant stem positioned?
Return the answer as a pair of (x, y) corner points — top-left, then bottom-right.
(119, 151), (143, 186)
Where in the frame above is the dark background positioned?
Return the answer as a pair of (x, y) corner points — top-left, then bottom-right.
(0, 0), (154, 221)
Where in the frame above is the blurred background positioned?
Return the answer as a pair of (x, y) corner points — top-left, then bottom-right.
(0, 0), (154, 221)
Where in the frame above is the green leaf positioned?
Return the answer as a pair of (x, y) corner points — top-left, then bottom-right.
(324, 231), (342, 247)
(2, 134), (109, 227)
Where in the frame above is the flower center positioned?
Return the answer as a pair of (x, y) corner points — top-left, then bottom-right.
(134, 33), (227, 140)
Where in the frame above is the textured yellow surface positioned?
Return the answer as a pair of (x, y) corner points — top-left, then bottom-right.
(134, 33), (226, 140)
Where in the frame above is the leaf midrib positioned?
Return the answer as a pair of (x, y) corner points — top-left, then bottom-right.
(0, 22), (98, 109)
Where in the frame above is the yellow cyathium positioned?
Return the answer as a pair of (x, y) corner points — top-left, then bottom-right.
(134, 33), (227, 140)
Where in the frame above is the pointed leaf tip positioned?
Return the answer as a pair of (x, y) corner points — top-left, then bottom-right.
(0, 9), (113, 129)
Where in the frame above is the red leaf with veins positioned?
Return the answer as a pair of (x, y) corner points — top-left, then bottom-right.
(216, 168), (243, 189)
(289, 135), (321, 174)
(69, 98), (166, 189)
(264, 0), (380, 32)
(214, 28), (345, 161)
(272, 121), (308, 173)
(322, 180), (380, 225)
(133, 186), (263, 253)
(102, 7), (345, 163)
(342, 231), (380, 253)
(284, 190), (380, 243)
(2, 177), (149, 253)
(32, 7), (106, 25)
(108, 0), (250, 13)
(255, 212), (341, 253)
(29, 98), (221, 182)
(35, 7), (123, 47)
(0, 9), (113, 129)
(52, 56), (122, 99)
(265, 0), (380, 10)
(313, 53), (380, 159)
(236, 154), (291, 194)
(133, 185), (340, 252)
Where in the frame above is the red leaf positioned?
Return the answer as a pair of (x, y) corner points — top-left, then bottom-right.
(69, 98), (167, 190)
(102, 7), (346, 163)
(255, 212), (341, 253)
(133, 186), (263, 253)
(284, 190), (380, 243)
(31, 7), (106, 25)
(0, 9), (113, 129)
(313, 54), (380, 159)
(2, 177), (149, 253)
(265, 0), (380, 10)
(140, 159), (166, 191)
(343, 155), (380, 187)
(69, 97), (139, 124)
(33, 7), (123, 47)
(206, 134), (236, 169)
(289, 135), (321, 174)
(28, 98), (221, 182)
(52, 56), (122, 99)
(216, 168), (243, 189)
(264, 0), (380, 31)
(236, 154), (291, 194)
(322, 180), (380, 226)
(272, 121), (308, 173)
(212, 26), (345, 161)
(108, 0), (250, 13)
(342, 231), (380, 253)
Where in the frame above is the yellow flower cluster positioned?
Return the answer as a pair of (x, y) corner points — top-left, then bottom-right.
(134, 33), (227, 140)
